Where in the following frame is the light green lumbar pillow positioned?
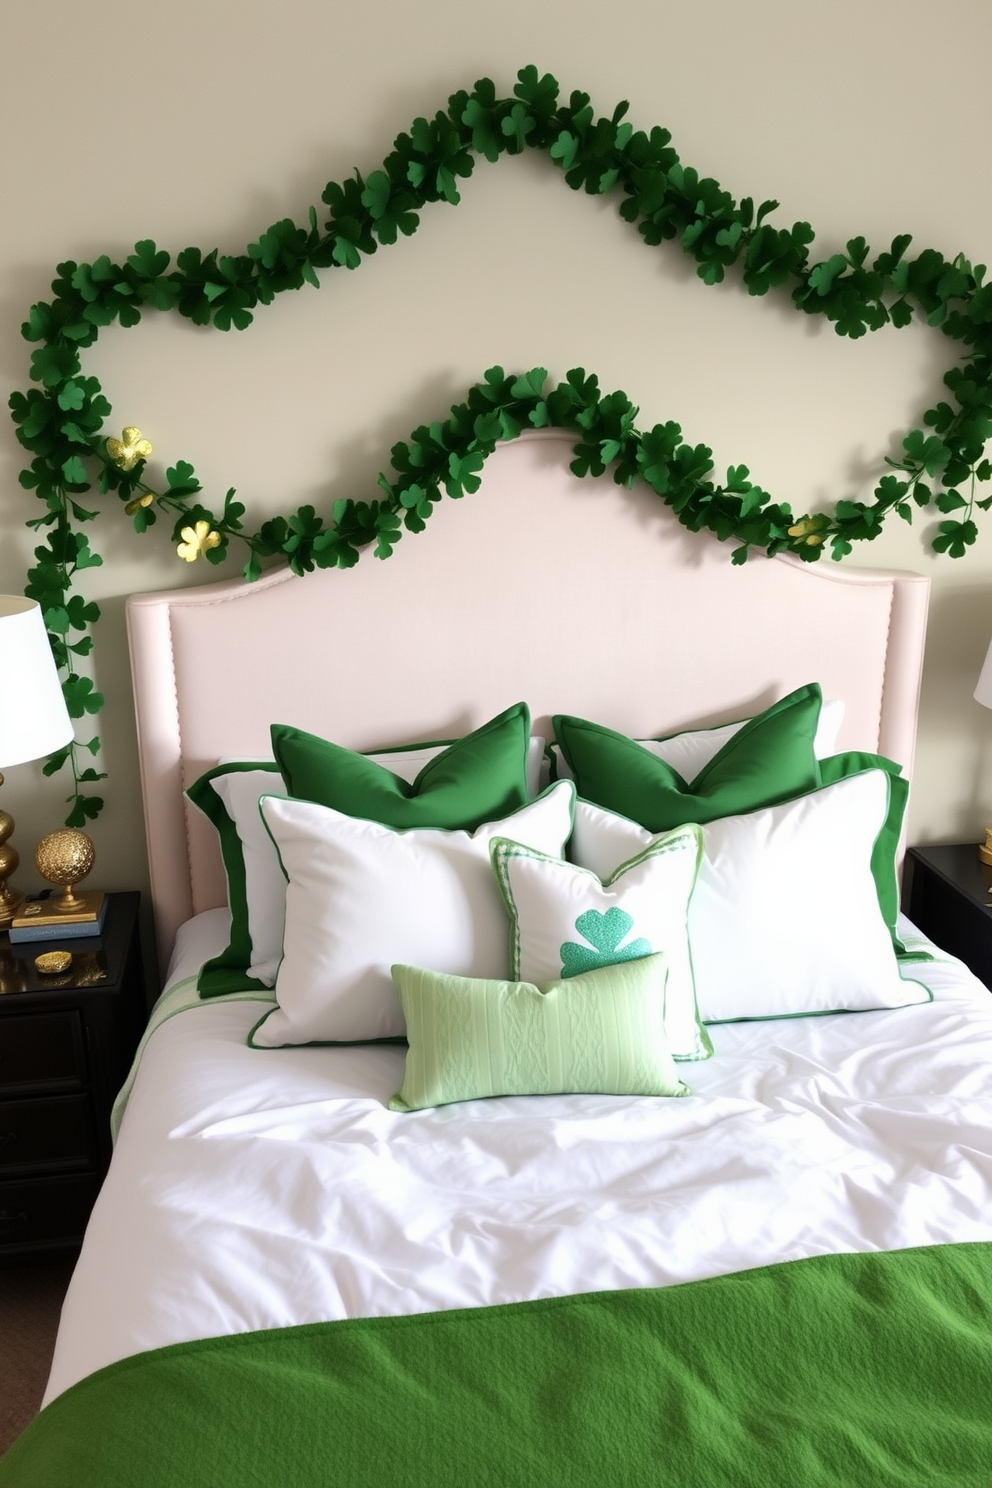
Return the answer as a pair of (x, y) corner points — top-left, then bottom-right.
(271, 701), (532, 832)
(490, 822), (710, 1062)
(552, 683), (824, 831)
(388, 956), (689, 1112)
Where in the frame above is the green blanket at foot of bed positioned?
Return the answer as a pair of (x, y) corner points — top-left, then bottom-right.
(2, 1242), (990, 1488)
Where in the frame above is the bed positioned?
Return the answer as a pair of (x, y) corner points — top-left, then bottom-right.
(3, 430), (992, 1487)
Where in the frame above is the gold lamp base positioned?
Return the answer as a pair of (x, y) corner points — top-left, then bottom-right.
(0, 771), (24, 928)
(980, 827), (992, 866)
(0, 885), (25, 930)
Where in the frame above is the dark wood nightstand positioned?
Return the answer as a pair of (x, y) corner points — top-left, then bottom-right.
(0, 891), (145, 1263)
(903, 844), (992, 991)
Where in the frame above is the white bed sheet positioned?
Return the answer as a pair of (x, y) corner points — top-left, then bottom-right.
(45, 913), (992, 1404)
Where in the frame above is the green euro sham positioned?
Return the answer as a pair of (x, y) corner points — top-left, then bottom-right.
(272, 701), (532, 831)
(552, 684), (824, 831)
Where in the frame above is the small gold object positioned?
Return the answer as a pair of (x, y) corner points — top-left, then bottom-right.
(35, 950), (72, 975)
(105, 426), (153, 471)
(35, 828), (94, 895)
(177, 519), (222, 563)
(980, 827), (992, 866)
(786, 516), (827, 547)
(10, 828), (104, 928)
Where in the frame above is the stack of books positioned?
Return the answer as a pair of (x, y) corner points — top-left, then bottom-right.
(8, 895), (107, 943)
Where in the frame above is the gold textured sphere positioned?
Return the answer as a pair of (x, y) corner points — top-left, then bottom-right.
(35, 828), (95, 889)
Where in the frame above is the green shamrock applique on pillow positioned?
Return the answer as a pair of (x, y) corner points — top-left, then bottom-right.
(560, 908), (651, 978)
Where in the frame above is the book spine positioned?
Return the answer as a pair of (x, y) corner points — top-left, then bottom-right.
(9, 908), (107, 943)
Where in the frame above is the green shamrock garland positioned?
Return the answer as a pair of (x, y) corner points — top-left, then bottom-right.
(10, 65), (992, 824)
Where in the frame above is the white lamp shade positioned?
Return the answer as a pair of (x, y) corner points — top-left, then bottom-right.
(0, 597), (75, 768)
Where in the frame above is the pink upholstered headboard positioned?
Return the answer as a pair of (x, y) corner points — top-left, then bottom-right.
(126, 430), (930, 976)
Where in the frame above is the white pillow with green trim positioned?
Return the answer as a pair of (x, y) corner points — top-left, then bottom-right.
(570, 770), (930, 1022)
(490, 823), (710, 1062)
(388, 956), (689, 1111)
(250, 781), (575, 1048)
(188, 737), (547, 996)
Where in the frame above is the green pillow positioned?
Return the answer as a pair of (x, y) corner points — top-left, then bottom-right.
(388, 956), (689, 1111)
(553, 684), (824, 831)
(272, 701), (531, 831)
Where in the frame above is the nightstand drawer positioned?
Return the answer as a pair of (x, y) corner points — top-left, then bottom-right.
(0, 894), (145, 1262)
(0, 1172), (102, 1252)
(0, 1011), (87, 1093)
(0, 1094), (96, 1175)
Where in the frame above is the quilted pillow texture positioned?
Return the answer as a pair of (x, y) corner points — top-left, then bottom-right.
(388, 956), (688, 1111)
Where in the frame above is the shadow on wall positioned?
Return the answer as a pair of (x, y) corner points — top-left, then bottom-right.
(918, 583), (992, 840)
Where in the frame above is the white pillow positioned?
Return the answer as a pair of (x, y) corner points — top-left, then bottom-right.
(249, 781), (575, 1047)
(490, 823), (710, 1062)
(570, 771), (930, 1022)
(550, 698), (844, 782)
(207, 737), (547, 987)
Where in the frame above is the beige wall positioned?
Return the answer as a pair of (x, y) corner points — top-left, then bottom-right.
(2, 0), (992, 909)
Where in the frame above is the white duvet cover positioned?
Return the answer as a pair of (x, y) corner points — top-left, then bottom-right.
(44, 910), (992, 1404)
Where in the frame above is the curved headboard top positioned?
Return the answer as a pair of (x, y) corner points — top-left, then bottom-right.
(127, 430), (929, 974)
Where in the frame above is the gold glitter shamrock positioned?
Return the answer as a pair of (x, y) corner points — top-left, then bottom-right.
(787, 514), (831, 547)
(105, 427), (153, 471)
(177, 520), (222, 563)
(125, 492), (154, 516)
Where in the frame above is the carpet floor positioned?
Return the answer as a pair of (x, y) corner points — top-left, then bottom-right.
(0, 1258), (75, 1459)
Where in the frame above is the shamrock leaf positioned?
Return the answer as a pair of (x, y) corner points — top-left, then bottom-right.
(127, 239), (170, 280)
(65, 794), (104, 828)
(445, 449), (485, 497)
(459, 78), (505, 164)
(501, 102), (536, 153)
(559, 908), (651, 979)
(164, 459), (201, 498)
(106, 426), (153, 471)
(512, 65), (560, 126)
(902, 429), (951, 477)
(932, 518), (979, 556)
(62, 674), (104, 719)
(360, 171), (420, 245)
(176, 519), (222, 564)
